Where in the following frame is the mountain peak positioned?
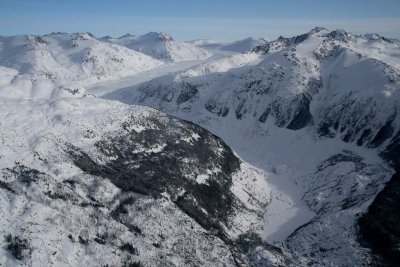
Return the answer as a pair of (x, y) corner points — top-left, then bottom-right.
(277, 36), (287, 42)
(74, 32), (97, 40)
(48, 32), (69, 36)
(100, 35), (113, 40)
(309, 26), (328, 34)
(141, 32), (174, 42)
(219, 37), (268, 52)
(120, 33), (135, 38)
(326, 28), (351, 39)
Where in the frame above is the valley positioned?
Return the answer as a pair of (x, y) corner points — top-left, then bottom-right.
(0, 27), (399, 266)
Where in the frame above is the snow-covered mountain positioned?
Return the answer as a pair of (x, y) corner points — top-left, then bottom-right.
(103, 27), (400, 266)
(187, 37), (269, 53)
(0, 31), (290, 266)
(0, 32), (163, 98)
(109, 32), (212, 62)
(0, 31), (214, 99)
(1, 27), (399, 266)
(107, 27), (399, 164)
(0, 95), (290, 266)
(185, 39), (222, 49)
(220, 37), (268, 52)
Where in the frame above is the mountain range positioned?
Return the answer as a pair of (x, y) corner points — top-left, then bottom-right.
(0, 27), (399, 266)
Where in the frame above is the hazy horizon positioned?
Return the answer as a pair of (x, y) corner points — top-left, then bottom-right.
(1, 0), (400, 42)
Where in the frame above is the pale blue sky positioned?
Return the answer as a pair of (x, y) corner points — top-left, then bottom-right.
(1, 0), (399, 41)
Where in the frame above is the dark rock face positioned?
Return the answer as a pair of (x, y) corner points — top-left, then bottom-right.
(176, 82), (198, 105)
(291, 33), (309, 45)
(205, 99), (230, 117)
(369, 119), (395, 148)
(252, 31), (313, 55)
(357, 117), (399, 265)
(235, 100), (247, 120)
(237, 232), (291, 266)
(258, 107), (270, 123)
(316, 94), (398, 148)
(382, 130), (400, 170)
(252, 43), (270, 55)
(286, 94), (313, 130)
(359, 171), (400, 266)
(135, 78), (201, 109)
(265, 93), (313, 130)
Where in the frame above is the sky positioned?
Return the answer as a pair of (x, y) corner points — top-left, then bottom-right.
(0, 0), (400, 41)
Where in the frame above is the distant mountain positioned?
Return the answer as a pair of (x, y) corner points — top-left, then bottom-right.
(0, 32), (163, 98)
(117, 27), (400, 151)
(185, 39), (223, 50)
(110, 32), (212, 62)
(220, 37), (268, 52)
(187, 37), (269, 53)
(185, 39), (221, 46)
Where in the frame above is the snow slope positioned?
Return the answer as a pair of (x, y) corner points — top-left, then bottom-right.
(0, 32), (163, 99)
(1, 27), (399, 266)
(0, 93), (292, 266)
(0, 31), (292, 266)
(103, 27), (399, 266)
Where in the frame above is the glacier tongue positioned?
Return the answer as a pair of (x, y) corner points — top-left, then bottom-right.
(262, 165), (316, 242)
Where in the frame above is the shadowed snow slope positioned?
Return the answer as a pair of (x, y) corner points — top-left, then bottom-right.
(102, 27), (400, 266)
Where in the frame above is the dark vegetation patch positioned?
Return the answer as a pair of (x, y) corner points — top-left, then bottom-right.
(0, 165), (49, 194)
(120, 243), (139, 255)
(0, 180), (16, 193)
(122, 261), (142, 267)
(3, 164), (44, 186)
(44, 190), (70, 201)
(78, 235), (88, 245)
(68, 116), (240, 240)
(94, 237), (106, 245)
(4, 234), (31, 261)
